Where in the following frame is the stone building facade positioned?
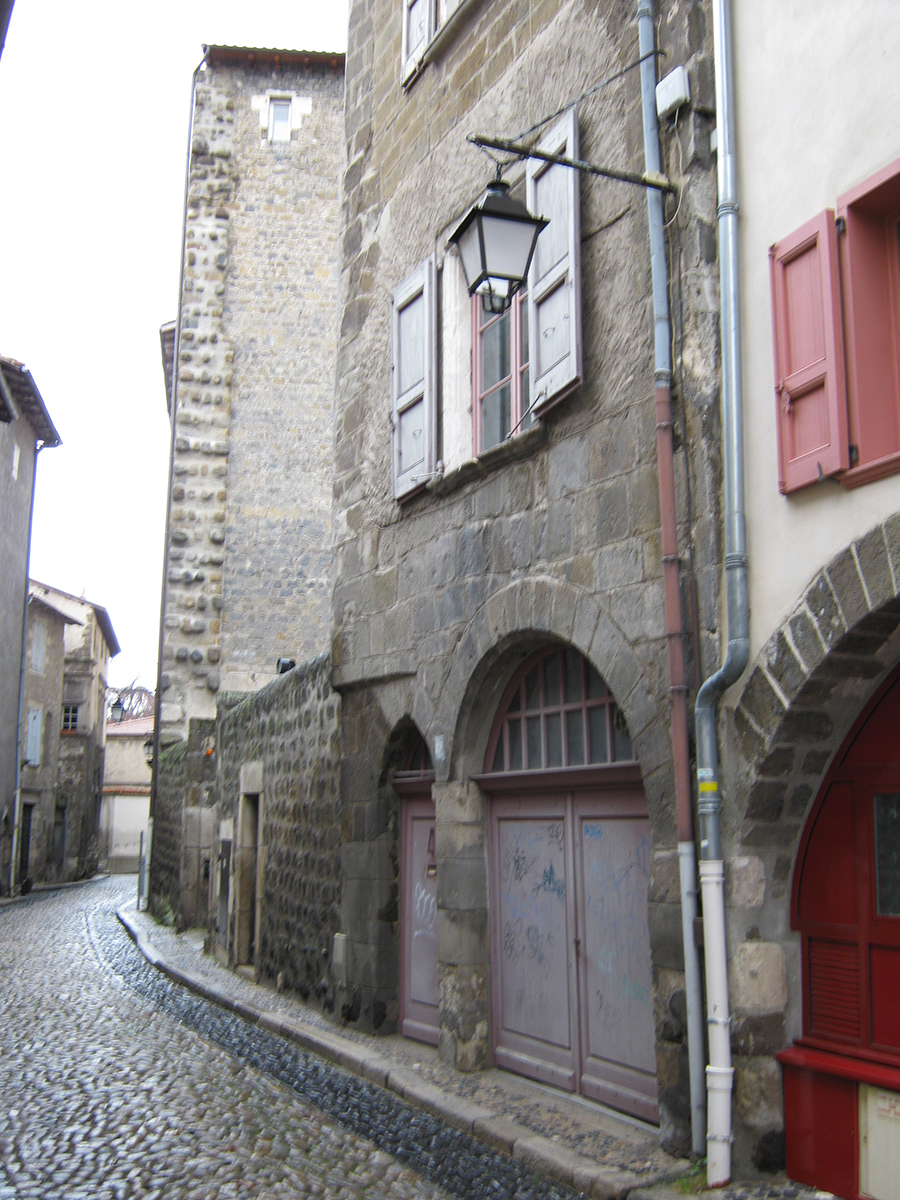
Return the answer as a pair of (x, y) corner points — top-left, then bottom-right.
(0, 359), (60, 893)
(21, 581), (120, 884)
(710, 6), (900, 1194)
(101, 715), (153, 874)
(330, 0), (719, 1160)
(152, 44), (344, 925)
(18, 592), (69, 883)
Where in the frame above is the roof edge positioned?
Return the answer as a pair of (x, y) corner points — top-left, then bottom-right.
(203, 44), (345, 71)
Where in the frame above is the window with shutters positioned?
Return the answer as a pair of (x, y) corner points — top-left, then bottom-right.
(401, 0), (464, 83)
(25, 707), (42, 767)
(770, 156), (900, 493)
(391, 109), (581, 496)
(31, 619), (46, 674)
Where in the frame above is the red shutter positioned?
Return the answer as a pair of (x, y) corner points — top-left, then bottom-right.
(769, 210), (849, 493)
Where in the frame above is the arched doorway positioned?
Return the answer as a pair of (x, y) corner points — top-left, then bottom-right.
(475, 646), (658, 1123)
(394, 733), (438, 1044)
(781, 667), (900, 1200)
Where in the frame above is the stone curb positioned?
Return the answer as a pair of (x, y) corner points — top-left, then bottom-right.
(116, 906), (682, 1200)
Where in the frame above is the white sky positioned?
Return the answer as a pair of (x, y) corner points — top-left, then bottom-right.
(0, 0), (349, 691)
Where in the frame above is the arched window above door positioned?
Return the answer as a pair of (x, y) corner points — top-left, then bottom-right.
(484, 646), (633, 774)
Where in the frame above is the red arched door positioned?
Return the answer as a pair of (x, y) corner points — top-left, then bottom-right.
(477, 646), (658, 1123)
(781, 670), (900, 1200)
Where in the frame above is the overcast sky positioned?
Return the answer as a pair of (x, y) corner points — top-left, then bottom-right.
(0, 0), (348, 691)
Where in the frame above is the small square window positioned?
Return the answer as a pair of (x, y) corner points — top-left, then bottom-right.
(268, 99), (291, 143)
(61, 704), (79, 732)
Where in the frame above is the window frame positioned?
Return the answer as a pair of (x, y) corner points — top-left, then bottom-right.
(471, 288), (531, 455)
(268, 97), (292, 143)
(61, 704), (79, 733)
(769, 156), (900, 493)
(401, 0), (465, 83)
(484, 646), (634, 775)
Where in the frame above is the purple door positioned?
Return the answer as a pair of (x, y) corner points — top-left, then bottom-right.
(575, 795), (658, 1121)
(400, 796), (439, 1043)
(490, 787), (658, 1121)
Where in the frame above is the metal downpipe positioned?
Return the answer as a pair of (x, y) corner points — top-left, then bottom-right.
(637, 0), (706, 1157)
(695, 0), (749, 1184)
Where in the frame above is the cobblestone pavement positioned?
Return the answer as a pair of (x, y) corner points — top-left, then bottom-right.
(0, 877), (579, 1200)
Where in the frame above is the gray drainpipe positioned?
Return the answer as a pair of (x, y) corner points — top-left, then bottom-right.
(695, 0), (748, 1184)
(637, 0), (706, 1157)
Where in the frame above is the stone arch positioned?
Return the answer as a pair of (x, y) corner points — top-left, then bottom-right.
(434, 575), (666, 803)
(731, 515), (900, 857)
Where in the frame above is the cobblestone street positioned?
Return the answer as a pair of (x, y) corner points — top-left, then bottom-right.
(0, 878), (559, 1200)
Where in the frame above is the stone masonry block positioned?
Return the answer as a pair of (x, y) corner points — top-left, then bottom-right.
(438, 857), (488, 911)
(435, 820), (484, 862)
(738, 666), (786, 735)
(882, 512), (900, 587)
(730, 941), (787, 1016)
(787, 608), (825, 674)
(855, 526), (894, 611)
(827, 546), (870, 629)
(726, 856), (766, 909)
(433, 781), (485, 826)
(438, 908), (490, 968)
(805, 572), (846, 650)
(744, 779), (787, 822)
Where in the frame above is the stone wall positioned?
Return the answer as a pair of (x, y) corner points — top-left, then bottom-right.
(151, 717), (216, 924)
(158, 51), (343, 743)
(214, 655), (342, 1006)
(334, 0), (719, 1155)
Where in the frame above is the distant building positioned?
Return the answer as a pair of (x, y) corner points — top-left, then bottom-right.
(101, 715), (153, 874)
(0, 359), (60, 893)
(151, 44), (344, 926)
(20, 581), (120, 883)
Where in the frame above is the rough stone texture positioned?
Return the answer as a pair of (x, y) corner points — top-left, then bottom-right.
(213, 656), (343, 1014)
(158, 52), (343, 744)
(17, 598), (67, 884)
(729, 942), (787, 1017)
(151, 717), (216, 926)
(334, 0), (719, 1154)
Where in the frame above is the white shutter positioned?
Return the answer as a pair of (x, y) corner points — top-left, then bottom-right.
(31, 619), (47, 674)
(392, 257), (436, 499)
(402, 0), (432, 80)
(527, 106), (582, 414)
(25, 707), (42, 766)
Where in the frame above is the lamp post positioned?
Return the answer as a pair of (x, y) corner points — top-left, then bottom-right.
(110, 696), (126, 724)
(448, 178), (547, 314)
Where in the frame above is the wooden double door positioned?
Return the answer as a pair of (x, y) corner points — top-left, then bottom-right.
(488, 783), (658, 1123)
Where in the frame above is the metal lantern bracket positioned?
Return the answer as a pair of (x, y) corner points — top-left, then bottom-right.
(467, 134), (675, 195)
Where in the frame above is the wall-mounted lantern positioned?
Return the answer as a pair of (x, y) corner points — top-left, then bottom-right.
(448, 179), (547, 314)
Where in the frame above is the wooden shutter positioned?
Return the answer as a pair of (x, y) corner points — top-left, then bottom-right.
(25, 707), (42, 766)
(402, 0), (432, 81)
(769, 210), (849, 493)
(392, 258), (436, 499)
(527, 107), (582, 415)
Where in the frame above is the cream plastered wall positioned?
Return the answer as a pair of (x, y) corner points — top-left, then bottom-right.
(733, 1), (900, 669)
